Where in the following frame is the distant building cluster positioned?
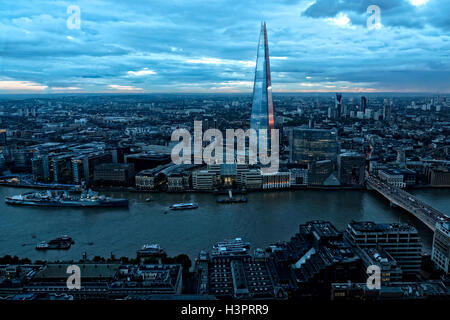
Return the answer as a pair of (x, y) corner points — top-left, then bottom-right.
(0, 92), (448, 191)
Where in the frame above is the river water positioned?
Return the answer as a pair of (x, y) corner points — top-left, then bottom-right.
(0, 187), (448, 262)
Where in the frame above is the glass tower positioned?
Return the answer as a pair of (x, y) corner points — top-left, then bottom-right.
(250, 22), (274, 143)
(289, 128), (338, 164)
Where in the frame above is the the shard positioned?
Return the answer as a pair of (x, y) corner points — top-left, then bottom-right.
(250, 22), (275, 144)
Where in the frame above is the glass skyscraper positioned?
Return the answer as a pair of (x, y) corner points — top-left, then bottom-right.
(250, 22), (274, 144)
(289, 128), (339, 164)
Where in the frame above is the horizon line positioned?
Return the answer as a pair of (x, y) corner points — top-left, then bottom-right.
(0, 91), (448, 96)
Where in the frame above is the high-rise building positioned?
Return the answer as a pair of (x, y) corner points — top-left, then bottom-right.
(345, 221), (422, 276)
(71, 151), (113, 184)
(396, 148), (406, 168)
(431, 221), (450, 274)
(360, 96), (367, 113)
(308, 117), (315, 129)
(0, 129), (6, 146)
(52, 155), (74, 184)
(383, 98), (392, 121)
(32, 155), (50, 182)
(337, 152), (365, 186)
(308, 160), (334, 186)
(336, 93), (343, 118)
(250, 22), (275, 146)
(289, 128), (338, 164)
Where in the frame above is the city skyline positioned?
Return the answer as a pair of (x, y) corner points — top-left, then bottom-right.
(1, 0), (450, 306)
(0, 0), (449, 94)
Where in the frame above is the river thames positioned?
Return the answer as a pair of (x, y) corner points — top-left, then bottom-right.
(0, 187), (449, 262)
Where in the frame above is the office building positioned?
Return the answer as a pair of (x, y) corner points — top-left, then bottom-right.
(235, 164), (250, 187)
(27, 263), (120, 300)
(355, 245), (403, 284)
(0, 129), (6, 146)
(159, 164), (194, 192)
(112, 264), (183, 297)
(26, 263), (183, 299)
(192, 170), (218, 190)
(262, 170), (290, 189)
(336, 93), (343, 117)
(204, 254), (275, 299)
(345, 221), (422, 276)
(51, 155), (73, 184)
(289, 128), (338, 164)
(94, 163), (135, 186)
(166, 172), (189, 192)
(72, 151), (113, 184)
(427, 167), (450, 186)
(308, 159), (334, 186)
(383, 98), (392, 121)
(378, 168), (416, 188)
(242, 169), (262, 189)
(135, 165), (171, 191)
(337, 152), (365, 186)
(432, 221), (450, 274)
(289, 168), (308, 187)
(31, 155), (50, 182)
(360, 96), (367, 113)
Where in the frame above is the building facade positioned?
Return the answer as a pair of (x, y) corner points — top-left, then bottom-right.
(250, 22), (275, 147)
(192, 170), (218, 191)
(289, 128), (338, 164)
(289, 168), (308, 187)
(345, 221), (422, 277)
(378, 169), (406, 188)
(262, 171), (290, 189)
(337, 152), (365, 186)
(94, 163), (135, 186)
(432, 222), (450, 274)
(242, 169), (262, 190)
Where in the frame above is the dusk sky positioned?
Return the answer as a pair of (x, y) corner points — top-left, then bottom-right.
(0, 0), (449, 94)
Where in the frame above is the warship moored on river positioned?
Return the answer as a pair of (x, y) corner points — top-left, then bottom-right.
(5, 190), (129, 208)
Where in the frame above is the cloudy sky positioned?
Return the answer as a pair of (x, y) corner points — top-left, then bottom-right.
(0, 0), (449, 94)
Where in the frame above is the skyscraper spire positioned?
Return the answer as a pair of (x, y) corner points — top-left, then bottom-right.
(250, 22), (275, 143)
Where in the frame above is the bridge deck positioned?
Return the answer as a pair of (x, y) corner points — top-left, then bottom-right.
(366, 176), (449, 232)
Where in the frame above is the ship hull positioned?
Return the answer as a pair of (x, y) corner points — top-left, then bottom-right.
(169, 206), (197, 210)
(36, 245), (71, 250)
(169, 203), (198, 210)
(5, 198), (129, 208)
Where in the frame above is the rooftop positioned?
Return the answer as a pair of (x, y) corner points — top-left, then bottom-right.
(32, 263), (120, 280)
(348, 221), (418, 233)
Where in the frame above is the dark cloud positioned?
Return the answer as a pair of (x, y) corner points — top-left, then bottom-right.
(0, 0), (448, 93)
(303, 0), (449, 30)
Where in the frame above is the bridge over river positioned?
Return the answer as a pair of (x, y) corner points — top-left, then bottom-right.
(366, 175), (449, 232)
